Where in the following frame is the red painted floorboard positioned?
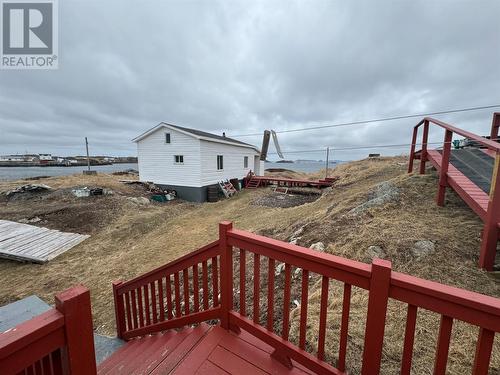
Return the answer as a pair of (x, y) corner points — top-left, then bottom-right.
(98, 323), (315, 374)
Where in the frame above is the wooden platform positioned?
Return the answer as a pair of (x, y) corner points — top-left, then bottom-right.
(0, 220), (89, 263)
(247, 176), (336, 189)
(427, 150), (500, 235)
(427, 150), (492, 220)
(98, 323), (314, 375)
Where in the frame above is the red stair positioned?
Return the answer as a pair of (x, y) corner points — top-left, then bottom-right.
(97, 322), (310, 374)
(245, 178), (260, 189)
(98, 324), (210, 374)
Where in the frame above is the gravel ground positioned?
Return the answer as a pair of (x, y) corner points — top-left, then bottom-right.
(251, 189), (321, 208)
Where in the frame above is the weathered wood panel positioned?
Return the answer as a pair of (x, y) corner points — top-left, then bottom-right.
(0, 220), (89, 263)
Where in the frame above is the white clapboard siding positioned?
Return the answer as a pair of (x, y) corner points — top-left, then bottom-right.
(137, 127), (202, 187)
(200, 140), (257, 186)
(0, 220), (89, 263)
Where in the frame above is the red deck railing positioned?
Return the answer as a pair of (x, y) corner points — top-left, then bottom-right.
(112, 240), (221, 340)
(408, 113), (500, 270)
(0, 285), (96, 375)
(112, 222), (500, 375)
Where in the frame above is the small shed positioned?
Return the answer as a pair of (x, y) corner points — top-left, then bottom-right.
(133, 123), (264, 202)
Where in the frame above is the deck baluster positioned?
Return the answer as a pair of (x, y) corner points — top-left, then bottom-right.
(433, 315), (453, 375)
(419, 119), (430, 174)
(253, 253), (260, 324)
(193, 264), (199, 313)
(400, 304), (418, 374)
(317, 276), (329, 360)
(267, 258), (275, 331)
(240, 249), (246, 316)
(282, 264), (292, 340)
(299, 269), (309, 349)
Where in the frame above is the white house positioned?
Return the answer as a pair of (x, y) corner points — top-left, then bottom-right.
(132, 123), (264, 202)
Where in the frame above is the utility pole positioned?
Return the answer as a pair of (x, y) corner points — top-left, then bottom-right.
(85, 137), (91, 171)
(325, 147), (330, 179)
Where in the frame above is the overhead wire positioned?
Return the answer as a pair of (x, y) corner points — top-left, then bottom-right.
(230, 104), (500, 137)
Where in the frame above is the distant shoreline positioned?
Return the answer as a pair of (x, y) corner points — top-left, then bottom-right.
(0, 163), (139, 181)
(0, 161), (134, 167)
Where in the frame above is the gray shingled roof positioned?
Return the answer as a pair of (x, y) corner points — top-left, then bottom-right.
(167, 124), (256, 148)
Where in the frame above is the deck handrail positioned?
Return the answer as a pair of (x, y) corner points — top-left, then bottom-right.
(0, 285), (96, 375)
(112, 221), (500, 374)
(117, 240), (220, 294)
(415, 116), (500, 151)
(113, 240), (222, 340)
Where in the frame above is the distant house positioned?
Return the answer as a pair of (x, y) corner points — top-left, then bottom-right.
(133, 123), (264, 202)
(0, 155), (38, 163)
(0, 155), (26, 162)
(38, 154), (53, 164)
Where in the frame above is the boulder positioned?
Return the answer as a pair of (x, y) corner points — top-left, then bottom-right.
(309, 242), (325, 252)
(127, 197), (150, 205)
(412, 240), (435, 258)
(367, 245), (385, 259)
(289, 226), (305, 244)
(349, 181), (400, 215)
(275, 263), (285, 276)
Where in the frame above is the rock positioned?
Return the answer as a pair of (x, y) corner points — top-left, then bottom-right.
(289, 226), (304, 244)
(18, 217), (42, 224)
(412, 240), (435, 257)
(349, 181), (400, 215)
(309, 242), (325, 252)
(292, 226), (304, 239)
(367, 245), (385, 259)
(7, 184), (51, 197)
(293, 267), (302, 278)
(275, 263), (285, 276)
(127, 197), (150, 205)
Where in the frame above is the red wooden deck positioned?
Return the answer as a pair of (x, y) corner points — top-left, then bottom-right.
(98, 322), (312, 375)
(408, 113), (500, 270)
(3, 218), (500, 374)
(245, 172), (336, 189)
(426, 149), (491, 220)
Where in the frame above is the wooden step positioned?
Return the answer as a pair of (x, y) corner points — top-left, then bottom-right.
(97, 323), (211, 374)
(246, 179), (260, 189)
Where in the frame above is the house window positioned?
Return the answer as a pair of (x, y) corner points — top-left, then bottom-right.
(165, 133), (171, 144)
(217, 155), (223, 170)
(244, 156), (248, 168)
(174, 155), (184, 164)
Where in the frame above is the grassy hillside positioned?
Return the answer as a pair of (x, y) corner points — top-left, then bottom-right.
(0, 156), (498, 374)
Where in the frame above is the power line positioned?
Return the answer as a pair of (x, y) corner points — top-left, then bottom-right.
(231, 104), (500, 137)
(266, 139), (489, 155)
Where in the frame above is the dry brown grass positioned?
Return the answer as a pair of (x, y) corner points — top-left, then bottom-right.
(0, 159), (499, 374)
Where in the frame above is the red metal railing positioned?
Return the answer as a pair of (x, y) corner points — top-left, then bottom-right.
(408, 113), (500, 270)
(0, 285), (97, 375)
(112, 221), (500, 375)
(113, 241), (221, 340)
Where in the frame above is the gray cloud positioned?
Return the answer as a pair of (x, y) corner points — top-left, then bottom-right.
(1, 0), (499, 160)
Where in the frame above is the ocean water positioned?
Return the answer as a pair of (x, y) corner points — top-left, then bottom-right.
(0, 161), (336, 181)
(264, 161), (338, 173)
(0, 163), (139, 181)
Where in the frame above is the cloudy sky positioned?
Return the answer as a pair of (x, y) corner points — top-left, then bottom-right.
(1, 0), (499, 160)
